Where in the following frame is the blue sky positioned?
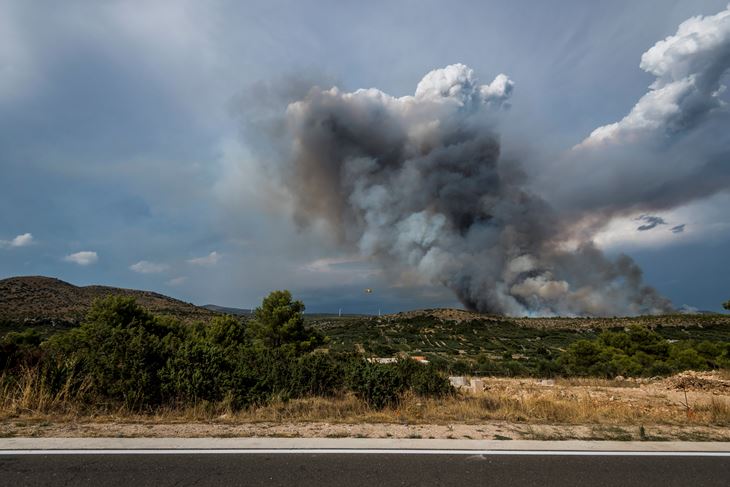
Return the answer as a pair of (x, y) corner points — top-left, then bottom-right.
(1, 0), (728, 314)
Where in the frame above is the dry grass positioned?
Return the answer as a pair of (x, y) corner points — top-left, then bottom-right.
(693, 397), (730, 423)
(0, 368), (92, 419)
(555, 377), (641, 388)
(2, 368), (728, 428)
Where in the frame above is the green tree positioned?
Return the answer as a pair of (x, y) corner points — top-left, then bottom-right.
(247, 290), (323, 354)
(724, 300), (730, 311)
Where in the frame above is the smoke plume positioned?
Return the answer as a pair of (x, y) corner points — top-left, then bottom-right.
(244, 5), (730, 316)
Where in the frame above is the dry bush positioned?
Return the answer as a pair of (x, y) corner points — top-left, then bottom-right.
(693, 397), (730, 424)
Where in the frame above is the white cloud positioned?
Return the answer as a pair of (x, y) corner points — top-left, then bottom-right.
(11, 232), (34, 246)
(63, 250), (98, 266)
(577, 4), (730, 148)
(1, 232), (34, 248)
(187, 251), (220, 266)
(414, 63), (513, 109)
(592, 193), (730, 250)
(129, 260), (168, 274)
(166, 276), (187, 286)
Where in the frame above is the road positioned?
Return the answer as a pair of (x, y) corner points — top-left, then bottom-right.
(1, 439), (729, 486)
(2, 451), (729, 486)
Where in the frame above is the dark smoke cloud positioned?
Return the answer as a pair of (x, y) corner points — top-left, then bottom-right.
(243, 64), (670, 316)
(240, 6), (730, 316)
(636, 215), (667, 231)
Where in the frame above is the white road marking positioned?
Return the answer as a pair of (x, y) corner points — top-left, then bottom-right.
(1, 449), (729, 456)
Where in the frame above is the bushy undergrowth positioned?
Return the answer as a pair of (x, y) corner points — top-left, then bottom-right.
(3, 295), (728, 415)
(556, 326), (730, 378)
(0, 295), (453, 412)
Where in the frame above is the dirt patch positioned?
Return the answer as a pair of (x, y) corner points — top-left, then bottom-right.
(1, 420), (728, 442)
(665, 371), (730, 393)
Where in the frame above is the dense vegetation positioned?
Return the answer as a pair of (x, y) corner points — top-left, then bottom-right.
(0, 292), (451, 411)
(2, 291), (729, 414)
(556, 326), (730, 378)
(315, 313), (730, 377)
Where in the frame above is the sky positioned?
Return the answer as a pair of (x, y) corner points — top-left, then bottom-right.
(0, 0), (728, 314)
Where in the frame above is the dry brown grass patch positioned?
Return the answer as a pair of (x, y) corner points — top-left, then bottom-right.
(2, 370), (729, 428)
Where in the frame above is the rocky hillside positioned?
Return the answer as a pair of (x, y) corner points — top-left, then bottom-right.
(0, 276), (219, 326)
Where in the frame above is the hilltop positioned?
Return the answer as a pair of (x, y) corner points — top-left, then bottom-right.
(383, 308), (730, 329)
(0, 276), (219, 328)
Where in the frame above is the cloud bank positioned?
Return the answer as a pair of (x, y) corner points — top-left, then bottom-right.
(559, 4), (730, 219)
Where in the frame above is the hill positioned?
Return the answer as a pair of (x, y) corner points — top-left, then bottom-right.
(384, 307), (730, 329)
(202, 304), (253, 316)
(314, 307), (730, 374)
(0, 276), (219, 329)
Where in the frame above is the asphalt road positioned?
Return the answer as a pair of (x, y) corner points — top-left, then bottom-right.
(1, 452), (729, 487)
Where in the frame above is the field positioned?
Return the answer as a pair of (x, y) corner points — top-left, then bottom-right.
(313, 310), (730, 375)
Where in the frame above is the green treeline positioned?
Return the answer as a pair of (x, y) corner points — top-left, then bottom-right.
(0, 292), (451, 411)
(554, 326), (730, 377)
(2, 292), (729, 412)
(452, 325), (730, 378)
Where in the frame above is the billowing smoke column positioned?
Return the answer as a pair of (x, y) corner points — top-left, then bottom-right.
(256, 5), (730, 317)
(274, 65), (670, 316)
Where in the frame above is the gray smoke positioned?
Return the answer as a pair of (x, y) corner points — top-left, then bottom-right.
(636, 215), (667, 231)
(247, 65), (670, 316)
(241, 5), (730, 317)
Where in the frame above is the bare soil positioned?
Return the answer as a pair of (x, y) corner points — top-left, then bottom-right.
(2, 420), (728, 442)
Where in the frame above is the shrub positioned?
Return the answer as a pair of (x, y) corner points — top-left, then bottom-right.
(229, 347), (296, 408)
(0, 329), (42, 370)
(43, 296), (182, 409)
(347, 361), (403, 409)
(160, 341), (230, 403)
(405, 364), (453, 397)
(291, 352), (345, 397)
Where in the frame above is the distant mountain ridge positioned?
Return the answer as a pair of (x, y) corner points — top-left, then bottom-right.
(0, 275), (219, 325)
(202, 304), (253, 316)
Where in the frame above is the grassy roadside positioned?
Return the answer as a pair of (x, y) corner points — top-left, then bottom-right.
(2, 372), (728, 441)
